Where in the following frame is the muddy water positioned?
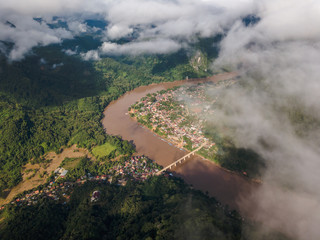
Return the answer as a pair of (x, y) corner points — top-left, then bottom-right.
(102, 73), (255, 209)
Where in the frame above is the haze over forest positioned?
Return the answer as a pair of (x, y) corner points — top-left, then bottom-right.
(1, 0), (320, 239)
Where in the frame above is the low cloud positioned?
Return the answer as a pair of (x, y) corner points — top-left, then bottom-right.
(52, 62), (63, 69)
(63, 48), (78, 56)
(209, 1), (320, 239)
(106, 24), (133, 40)
(95, 0), (255, 56)
(0, 0), (105, 60)
(80, 38), (182, 59)
(100, 39), (182, 55)
(1, 0), (320, 239)
(80, 50), (100, 61)
(0, 16), (72, 60)
(67, 21), (88, 35)
(0, 0), (255, 60)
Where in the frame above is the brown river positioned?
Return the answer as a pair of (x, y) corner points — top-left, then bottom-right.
(102, 73), (256, 210)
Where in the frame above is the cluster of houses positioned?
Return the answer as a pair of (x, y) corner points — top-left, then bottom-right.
(54, 167), (68, 178)
(0, 156), (162, 210)
(110, 155), (162, 181)
(91, 190), (101, 202)
(1, 181), (74, 208)
(130, 85), (216, 150)
(130, 81), (238, 160)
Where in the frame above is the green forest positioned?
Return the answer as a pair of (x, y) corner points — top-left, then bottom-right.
(0, 36), (292, 240)
(0, 40), (210, 193)
(0, 176), (243, 240)
(0, 176), (288, 240)
(202, 123), (266, 179)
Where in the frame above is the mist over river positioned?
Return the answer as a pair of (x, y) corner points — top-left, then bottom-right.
(102, 73), (255, 209)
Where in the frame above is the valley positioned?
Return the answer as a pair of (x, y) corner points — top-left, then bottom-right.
(102, 72), (256, 209)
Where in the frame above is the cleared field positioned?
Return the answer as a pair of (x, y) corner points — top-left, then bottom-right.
(0, 145), (94, 205)
(92, 142), (116, 158)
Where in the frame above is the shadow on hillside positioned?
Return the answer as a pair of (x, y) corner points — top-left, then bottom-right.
(0, 45), (103, 107)
(0, 190), (10, 200)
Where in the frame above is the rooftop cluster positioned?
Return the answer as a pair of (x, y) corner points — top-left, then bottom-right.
(0, 155), (162, 210)
(129, 80), (236, 160)
(110, 155), (162, 181)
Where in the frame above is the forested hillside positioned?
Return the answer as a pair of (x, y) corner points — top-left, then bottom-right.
(0, 36), (292, 240)
(0, 176), (243, 240)
(0, 175), (289, 240)
(0, 39), (211, 192)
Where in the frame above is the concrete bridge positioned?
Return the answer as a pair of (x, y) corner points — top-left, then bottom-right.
(155, 142), (206, 175)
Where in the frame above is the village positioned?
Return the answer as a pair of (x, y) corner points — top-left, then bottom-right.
(0, 155), (162, 210)
(129, 80), (236, 160)
(0, 79), (237, 211)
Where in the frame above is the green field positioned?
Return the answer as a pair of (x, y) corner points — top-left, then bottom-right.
(60, 157), (82, 170)
(92, 142), (116, 158)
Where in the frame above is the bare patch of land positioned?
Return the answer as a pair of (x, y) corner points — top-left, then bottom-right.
(0, 145), (94, 205)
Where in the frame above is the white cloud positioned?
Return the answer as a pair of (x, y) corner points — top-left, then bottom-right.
(63, 48), (78, 56)
(210, 1), (320, 239)
(67, 21), (88, 35)
(100, 39), (182, 55)
(106, 24), (133, 40)
(0, 0), (255, 60)
(80, 50), (100, 61)
(1, 1), (320, 238)
(52, 62), (63, 69)
(0, 14), (73, 60)
(39, 58), (46, 64)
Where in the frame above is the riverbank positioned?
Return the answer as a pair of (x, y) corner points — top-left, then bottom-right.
(102, 72), (257, 209)
(129, 82), (262, 183)
(130, 107), (262, 184)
